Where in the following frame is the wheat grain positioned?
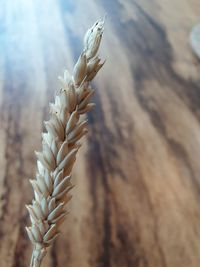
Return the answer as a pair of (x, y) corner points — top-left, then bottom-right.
(26, 18), (105, 267)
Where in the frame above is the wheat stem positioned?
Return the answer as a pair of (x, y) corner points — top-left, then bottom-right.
(30, 252), (42, 267)
(26, 19), (105, 267)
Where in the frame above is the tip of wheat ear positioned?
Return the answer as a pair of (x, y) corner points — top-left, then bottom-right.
(26, 18), (105, 267)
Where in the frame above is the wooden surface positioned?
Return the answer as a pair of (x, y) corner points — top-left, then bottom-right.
(0, 0), (200, 266)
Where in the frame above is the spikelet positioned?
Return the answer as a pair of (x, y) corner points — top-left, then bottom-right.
(26, 18), (105, 267)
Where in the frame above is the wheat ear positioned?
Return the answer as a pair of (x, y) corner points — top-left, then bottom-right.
(26, 19), (105, 267)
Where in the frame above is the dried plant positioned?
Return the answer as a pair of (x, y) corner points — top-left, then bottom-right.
(26, 19), (105, 267)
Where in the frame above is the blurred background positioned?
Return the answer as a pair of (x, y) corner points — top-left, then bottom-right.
(0, 0), (200, 266)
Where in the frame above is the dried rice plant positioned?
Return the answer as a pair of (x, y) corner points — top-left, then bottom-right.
(26, 19), (105, 267)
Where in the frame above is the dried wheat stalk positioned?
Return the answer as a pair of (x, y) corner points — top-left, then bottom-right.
(26, 19), (105, 267)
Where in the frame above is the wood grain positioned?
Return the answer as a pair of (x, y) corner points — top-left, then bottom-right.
(0, 0), (200, 266)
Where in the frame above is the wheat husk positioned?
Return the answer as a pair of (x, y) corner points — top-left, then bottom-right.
(26, 19), (105, 267)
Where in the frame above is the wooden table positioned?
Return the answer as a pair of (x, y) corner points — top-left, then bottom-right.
(0, 0), (200, 266)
